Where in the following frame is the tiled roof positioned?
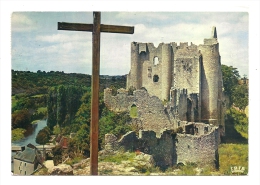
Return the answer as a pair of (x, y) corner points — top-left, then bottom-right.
(13, 147), (37, 163)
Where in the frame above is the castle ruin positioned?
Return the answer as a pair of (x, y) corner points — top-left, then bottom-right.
(104, 26), (225, 168)
(126, 26), (224, 127)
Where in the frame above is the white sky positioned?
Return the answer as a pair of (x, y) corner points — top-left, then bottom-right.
(1, 1), (260, 185)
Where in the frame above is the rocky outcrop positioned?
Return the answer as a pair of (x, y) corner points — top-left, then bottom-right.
(48, 164), (73, 175)
(72, 151), (155, 175)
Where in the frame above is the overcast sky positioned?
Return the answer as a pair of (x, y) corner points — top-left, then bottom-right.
(11, 11), (249, 77)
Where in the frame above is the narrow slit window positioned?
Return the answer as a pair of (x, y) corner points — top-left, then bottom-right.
(153, 57), (159, 65)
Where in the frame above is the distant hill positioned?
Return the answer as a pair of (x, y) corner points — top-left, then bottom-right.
(12, 70), (127, 96)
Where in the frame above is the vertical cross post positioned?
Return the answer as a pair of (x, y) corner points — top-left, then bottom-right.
(57, 12), (134, 175)
(90, 11), (100, 175)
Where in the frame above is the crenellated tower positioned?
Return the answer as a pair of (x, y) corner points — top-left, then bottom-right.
(127, 42), (173, 101)
(127, 42), (142, 89)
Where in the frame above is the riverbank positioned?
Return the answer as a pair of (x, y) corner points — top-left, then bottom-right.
(12, 120), (47, 146)
(11, 119), (46, 142)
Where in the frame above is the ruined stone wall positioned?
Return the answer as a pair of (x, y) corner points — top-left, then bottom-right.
(188, 93), (201, 122)
(176, 123), (219, 167)
(104, 87), (202, 134)
(173, 43), (201, 94)
(104, 130), (175, 168)
(105, 124), (219, 169)
(169, 88), (188, 121)
(104, 88), (176, 134)
(139, 130), (175, 168)
(104, 88), (135, 112)
(127, 42), (173, 101)
(133, 90), (175, 134)
(168, 88), (200, 123)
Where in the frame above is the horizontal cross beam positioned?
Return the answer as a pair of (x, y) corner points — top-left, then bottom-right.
(58, 22), (134, 34)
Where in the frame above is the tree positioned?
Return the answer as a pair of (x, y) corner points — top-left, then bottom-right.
(12, 109), (31, 129)
(221, 65), (240, 104)
(35, 126), (51, 149)
(47, 85), (85, 131)
(99, 107), (132, 147)
(52, 145), (63, 166)
(74, 124), (90, 156)
(232, 84), (248, 110)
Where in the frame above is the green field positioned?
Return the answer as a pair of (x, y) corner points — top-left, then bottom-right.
(37, 107), (47, 113)
(12, 128), (26, 142)
(218, 143), (248, 175)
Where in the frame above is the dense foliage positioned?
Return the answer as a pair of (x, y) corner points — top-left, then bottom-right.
(12, 109), (31, 129)
(11, 70), (126, 142)
(35, 126), (51, 146)
(221, 65), (248, 144)
(47, 85), (86, 130)
(12, 70), (126, 96)
(231, 84), (248, 110)
(99, 108), (132, 145)
(221, 65), (248, 109)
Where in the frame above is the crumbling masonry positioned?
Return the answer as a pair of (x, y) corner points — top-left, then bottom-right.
(104, 27), (225, 168)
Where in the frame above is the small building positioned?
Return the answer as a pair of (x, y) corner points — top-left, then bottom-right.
(59, 136), (68, 149)
(13, 145), (43, 175)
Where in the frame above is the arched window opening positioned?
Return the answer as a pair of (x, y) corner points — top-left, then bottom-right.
(153, 75), (159, 82)
(153, 56), (159, 65)
(130, 104), (138, 118)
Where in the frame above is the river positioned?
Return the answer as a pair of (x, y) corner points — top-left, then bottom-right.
(12, 120), (47, 146)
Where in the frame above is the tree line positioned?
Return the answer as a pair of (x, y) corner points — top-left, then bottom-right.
(11, 70), (126, 141)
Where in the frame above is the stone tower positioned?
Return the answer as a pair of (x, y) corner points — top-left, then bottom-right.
(198, 26), (223, 126)
(126, 26), (224, 127)
(127, 42), (173, 101)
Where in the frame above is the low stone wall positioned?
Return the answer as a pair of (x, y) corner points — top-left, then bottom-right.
(105, 123), (219, 169)
(176, 124), (220, 168)
(104, 88), (175, 134)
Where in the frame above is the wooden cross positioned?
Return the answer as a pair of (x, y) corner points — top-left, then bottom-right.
(57, 12), (134, 175)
